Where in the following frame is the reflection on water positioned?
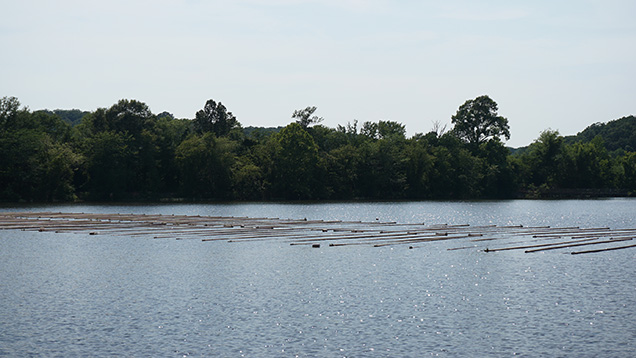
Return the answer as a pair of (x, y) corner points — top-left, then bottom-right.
(1, 199), (635, 357)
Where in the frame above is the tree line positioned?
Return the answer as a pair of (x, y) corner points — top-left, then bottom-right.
(1, 95), (635, 202)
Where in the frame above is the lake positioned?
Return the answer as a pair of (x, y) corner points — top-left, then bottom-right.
(1, 199), (635, 357)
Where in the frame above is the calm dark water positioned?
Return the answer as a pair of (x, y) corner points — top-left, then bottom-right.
(1, 200), (635, 357)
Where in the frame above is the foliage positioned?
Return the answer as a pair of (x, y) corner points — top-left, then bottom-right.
(0, 96), (23, 130)
(193, 99), (240, 137)
(451, 95), (510, 148)
(565, 115), (636, 153)
(175, 133), (236, 199)
(618, 152), (636, 192)
(519, 129), (565, 189)
(361, 120), (406, 140)
(292, 106), (323, 128)
(53, 109), (89, 126)
(0, 97), (82, 201)
(270, 123), (323, 199)
(1, 95), (635, 202)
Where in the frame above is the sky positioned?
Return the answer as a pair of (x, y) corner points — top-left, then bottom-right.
(1, 0), (634, 147)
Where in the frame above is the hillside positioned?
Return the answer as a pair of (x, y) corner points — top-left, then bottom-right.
(564, 115), (636, 152)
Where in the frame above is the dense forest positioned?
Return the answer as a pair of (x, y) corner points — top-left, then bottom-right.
(1, 95), (635, 202)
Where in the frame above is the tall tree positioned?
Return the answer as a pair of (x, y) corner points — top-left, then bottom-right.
(105, 99), (155, 137)
(521, 129), (565, 189)
(404, 137), (434, 198)
(561, 137), (613, 189)
(75, 99), (160, 199)
(0, 101), (81, 202)
(0, 96), (22, 130)
(324, 144), (360, 199)
(355, 136), (408, 199)
(153, 116), (190, 193)
(271, 123), (323, 199)
(77, 99), (155, 138)
(451, 95), (510, 147)
(292, 106), (323, 128)
(0, 129), (48, 200)
(175, 133), (235, 199)
(477, 138), (516, 198)
(619, 152), (636, 192)
(81, 131), (134, 199)
(193, 99), (239, 137)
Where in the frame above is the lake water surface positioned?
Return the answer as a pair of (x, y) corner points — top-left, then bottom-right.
(1, 200), (635, 357)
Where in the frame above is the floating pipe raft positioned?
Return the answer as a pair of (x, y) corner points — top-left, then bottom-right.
(0, 211), (635, 255)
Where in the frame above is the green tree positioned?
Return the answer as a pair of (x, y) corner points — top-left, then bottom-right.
(568, 115), (636, 153)
(528, 130), (564, 187)
(292, 106), (323, 128)
(355, 136), (407, 199)
(561, 137), (613, 189)
(0, 101), (80, 202)
(360, 120), (405, 140)
(193, 99), (240, 137)
(360, 121), (379, 139)
(404, 137), (434, 198)
(323, 144), (360, 199)
(232, 156), (264, 200)
(618, 152), (636, 192)
(378, 120), (406, 140)
(248, 135), (279, 199)
(476, 138), (516, 198)
(0, 96), (22, 130)
(271, 123), (323, 199)
(41, 142), (82, 201)
(105, 99), (155, 137)
(0, 129), (47, 200)
(75, 99), (162, 198)
(427, 133), (481, 199)
(76, 99), (155, 138)
(81, 131), (134, 199)
(51, 109), (89, 126)
(451, 95), (510, 148)
(30, 111), (73, 142)
(175, 133), (236, 199)
(152, 116), (190, 193)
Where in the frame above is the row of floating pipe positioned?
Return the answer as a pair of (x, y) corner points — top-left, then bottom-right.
(0, 211), (635, 255)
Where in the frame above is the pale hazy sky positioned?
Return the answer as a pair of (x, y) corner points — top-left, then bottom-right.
(1, 0), (634, 147)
